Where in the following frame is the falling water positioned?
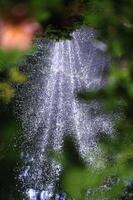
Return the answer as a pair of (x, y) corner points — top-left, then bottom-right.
(16, 27), (117, 200)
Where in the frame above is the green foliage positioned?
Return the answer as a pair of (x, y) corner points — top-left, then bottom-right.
(0, 102), (22, 200)
(84, 0), (133, 59)
(57, 128), (133, 199)
(28, 0), (61, 21)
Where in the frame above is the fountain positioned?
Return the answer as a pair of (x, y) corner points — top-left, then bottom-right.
(16, 27), (117, 200)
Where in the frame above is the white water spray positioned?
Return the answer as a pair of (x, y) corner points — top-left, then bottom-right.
(16, 27), (117, 200)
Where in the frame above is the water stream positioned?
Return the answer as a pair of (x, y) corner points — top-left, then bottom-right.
(16, 27), (117, 200)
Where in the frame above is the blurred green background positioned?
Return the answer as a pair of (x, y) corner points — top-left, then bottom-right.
(0, 0), (133, 199)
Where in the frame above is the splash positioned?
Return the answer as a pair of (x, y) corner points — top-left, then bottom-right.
(16, 27), (116, 199)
